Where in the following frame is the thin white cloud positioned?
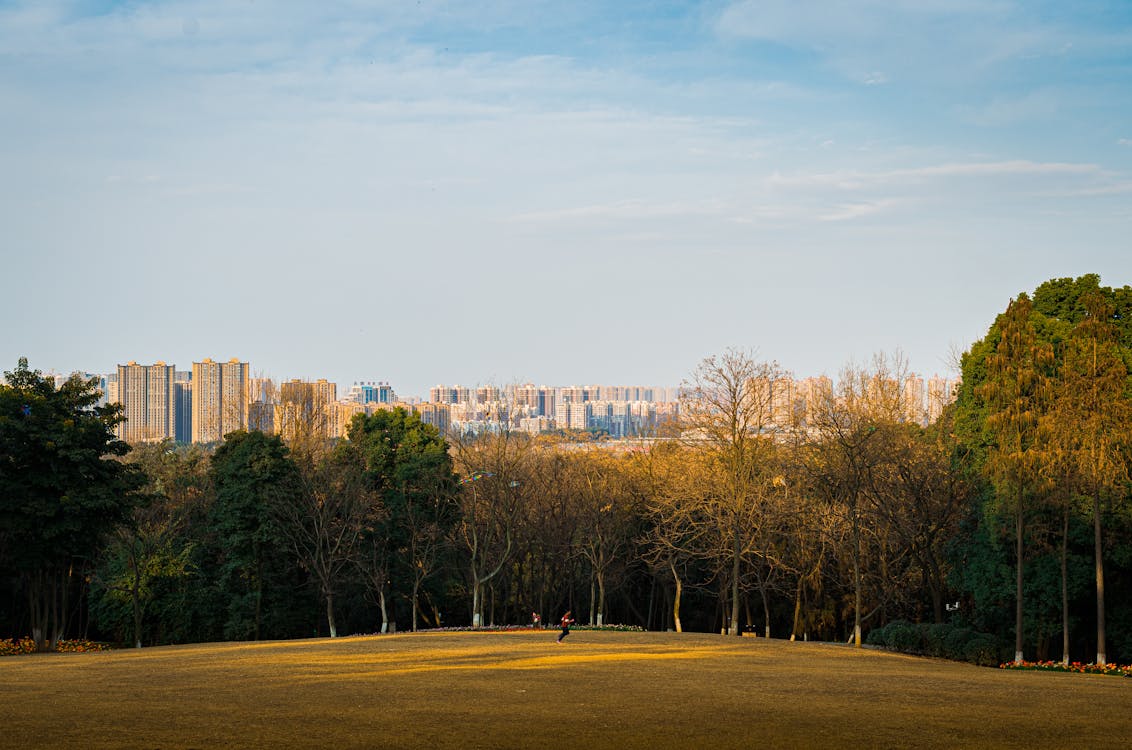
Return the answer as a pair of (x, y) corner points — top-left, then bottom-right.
(819, 199), (899, 222)
(508, 199), (726, 224)
(769, 160), (1102, 190)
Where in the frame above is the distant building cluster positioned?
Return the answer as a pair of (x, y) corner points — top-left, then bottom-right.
(54, 361), (958, 445)
(756, 374), (960, 432)
(429, 383), (681, 438)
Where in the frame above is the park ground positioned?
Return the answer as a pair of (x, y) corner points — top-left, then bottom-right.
(2, 630), (1129, 749)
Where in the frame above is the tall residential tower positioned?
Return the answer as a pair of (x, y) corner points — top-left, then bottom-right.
(116, 361), (176, 443)
(191, 358), (249, 443)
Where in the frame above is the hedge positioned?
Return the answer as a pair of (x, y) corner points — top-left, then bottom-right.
(865, 621), (1005, 667)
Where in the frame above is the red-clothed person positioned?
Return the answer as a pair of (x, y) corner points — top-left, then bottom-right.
(556, 611), (575, 643)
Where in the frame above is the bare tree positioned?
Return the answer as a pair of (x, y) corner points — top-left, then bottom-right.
(639, 442), (707, 633)
(806, 351), (910, 646)
(679, 349), (789, 636)
(273, 449), (378, 638)
(867, 421), (971, 623)
(569, 450), (640, 626)
(452, 431), (530, 627)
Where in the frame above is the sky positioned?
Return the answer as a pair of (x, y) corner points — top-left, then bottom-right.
(3, 0), (1131, 398)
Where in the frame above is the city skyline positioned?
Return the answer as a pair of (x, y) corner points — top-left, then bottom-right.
(51, 357), (959, 445)
(3, 2), (1130, 398)
(37, 355), (960, 406)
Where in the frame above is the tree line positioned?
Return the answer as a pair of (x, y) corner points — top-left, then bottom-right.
(2, 274), (1130, 664)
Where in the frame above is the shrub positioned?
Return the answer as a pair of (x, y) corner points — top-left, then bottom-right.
(922, 624), (950, 658)
(866, 621), (1005, 667)
(942, 626), (975, 660)
(963, 634), (1001, 667)
(884, 621), (920, 652)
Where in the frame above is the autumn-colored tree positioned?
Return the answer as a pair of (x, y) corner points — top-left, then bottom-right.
(806, 352), (910, 646)
(1047, 291), (1132, 664)
(679, 349), (788, 636)
(868, 422), (971, 623)
(639, 442), (708, 633)
(977, 295), (1055, 664)
(570, 450), (641, 626)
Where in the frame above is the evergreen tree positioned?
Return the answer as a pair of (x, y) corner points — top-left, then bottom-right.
(0, 358), (145, 650)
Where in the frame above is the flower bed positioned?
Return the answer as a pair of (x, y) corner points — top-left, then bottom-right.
(0, 638), (114, 657)
(999, 660), (1132, 677)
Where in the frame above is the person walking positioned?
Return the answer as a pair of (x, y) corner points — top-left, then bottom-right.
(556, 611), (575, 643)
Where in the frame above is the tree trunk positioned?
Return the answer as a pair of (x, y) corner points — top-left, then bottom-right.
(412, 578), (420, 633)
(1094, 489), (1107, 665)
(132, 552), (143, 649)
(852, 504), (862, 647)
(326, 591), (338, 638)
(589, 576), (596, 627)
(472, 579), (482, 628)
(1014, 499), (1024, 665)
(1061, 506), (1070, 666)
(597, 571), (606, 627)
(730, 528), (741, 637)
(28, 569), (53, 652)
(927, 556), (945, 624)
(673, 574), (683, 634)
(379, 586), (390, 634)
(254, 555), (263, 641)
(790, 578), (803, 641)
(759, 581), (771, 639)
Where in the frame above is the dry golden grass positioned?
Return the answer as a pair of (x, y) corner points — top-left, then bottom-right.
(3, 630), (1129, 749)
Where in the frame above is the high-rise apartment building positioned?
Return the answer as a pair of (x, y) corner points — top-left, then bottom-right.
(429, 385), (458, 404)
(926, 375), (959, 423)
(192, 358), (249, 443)
(277, 378), (337, 443)
(247, 376), (277, 433)
(413, 402), (450, 434)
(116, 361), (176, 443)
(347, 381), (394, 404)
(174, 370), (193, 443)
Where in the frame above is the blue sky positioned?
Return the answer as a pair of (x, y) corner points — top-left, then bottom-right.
(3, 1), (1130, 397)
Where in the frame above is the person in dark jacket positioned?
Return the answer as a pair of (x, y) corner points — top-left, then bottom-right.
(556, 611), (575, 643)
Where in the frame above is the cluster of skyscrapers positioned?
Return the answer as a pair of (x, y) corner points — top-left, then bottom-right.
(65, 360), (958, 446)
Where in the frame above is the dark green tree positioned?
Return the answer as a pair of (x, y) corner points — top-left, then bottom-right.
(90, 441), (207, 647)
(209, 430), (300, 640)
(1047, 291), (1132, 663)
(0, 358), (145, 651)
(345, 408), (457, 632)
(976, 295), (1055, 664)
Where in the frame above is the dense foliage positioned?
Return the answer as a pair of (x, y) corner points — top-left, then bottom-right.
(2, 275), (1130, 665)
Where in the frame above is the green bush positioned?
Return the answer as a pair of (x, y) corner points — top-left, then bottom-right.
(963, 633), (1001, 667)
(942, 626), (975, 659)
(885, 620), (920, 652)
(867, 620), (1004, 667)
(922, 624), (950, 658)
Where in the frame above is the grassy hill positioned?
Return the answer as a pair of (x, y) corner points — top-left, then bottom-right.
(3, 630), (1129, 748)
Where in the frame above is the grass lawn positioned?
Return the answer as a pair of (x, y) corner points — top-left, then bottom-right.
(2, 630), (1128, 749)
